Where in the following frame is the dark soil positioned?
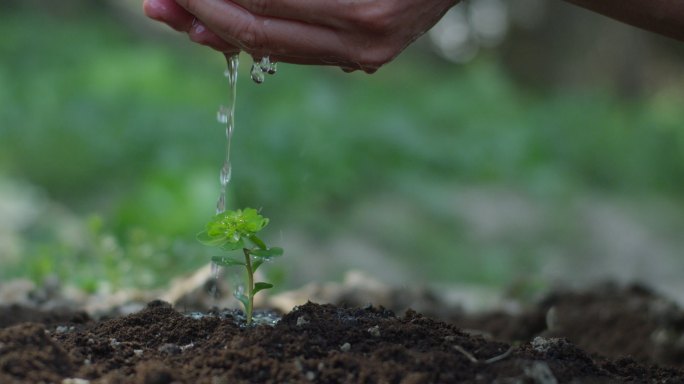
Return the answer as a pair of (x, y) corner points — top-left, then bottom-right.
(1, 285), (684, 383)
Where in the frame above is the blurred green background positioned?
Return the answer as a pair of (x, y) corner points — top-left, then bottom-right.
(1, 1), (684, 300)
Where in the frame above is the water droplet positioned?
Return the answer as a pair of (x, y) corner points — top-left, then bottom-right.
(250, 62), (265, 84)
(250, 56), (277, 84)
(209, 261), (222, 299)
(259, 56), (277, 75)
(219, 161), (231, 186)
(234, 285), (245, 298)
(216, 105), (230, 124)
(251, 255), (272, 264)
(266, 62), (277, 75)
(258, 56), (271, 72)
(216, 195), (226, 215)
(211, 261), (220, 278)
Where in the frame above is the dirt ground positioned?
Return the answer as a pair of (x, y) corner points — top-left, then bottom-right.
(1, 283), (683, 383)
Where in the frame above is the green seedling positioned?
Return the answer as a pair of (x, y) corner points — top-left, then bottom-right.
(198, 208), (283, 324)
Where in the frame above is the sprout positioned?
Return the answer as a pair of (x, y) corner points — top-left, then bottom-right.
(198, 208), (283, 324)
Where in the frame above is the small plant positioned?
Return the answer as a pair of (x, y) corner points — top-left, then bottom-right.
(198, 208), (283, 324)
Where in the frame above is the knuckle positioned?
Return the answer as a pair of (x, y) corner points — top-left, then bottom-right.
(351, 3), (395, 33)
(183, 0), (201, 14)
(236, 29), (257, 50)
(247, 0), (270, 15)
(188, 30), (208, 45)
(233, 22), (264, 51)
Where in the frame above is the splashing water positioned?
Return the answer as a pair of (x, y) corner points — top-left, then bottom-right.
(216, 54), (239, 214)
(185, 309), (281, 327)
(209, 261), (221, 298)
(250, 56), (277, 84)
(234, 284), (246, 303)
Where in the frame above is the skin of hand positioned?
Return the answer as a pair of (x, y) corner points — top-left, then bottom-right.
(144, 0), (239, 53)
(143, 0), (460, 72)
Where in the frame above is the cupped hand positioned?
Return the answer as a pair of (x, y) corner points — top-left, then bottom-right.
(143, 0), (459, 72)
(143, 0), (239, 54)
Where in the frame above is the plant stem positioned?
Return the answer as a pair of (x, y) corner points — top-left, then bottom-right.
(243, 248), (254, 325)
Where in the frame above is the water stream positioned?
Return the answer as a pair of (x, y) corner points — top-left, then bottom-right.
(215, 54), (239, 215)
(209, 54), (277, 301)
(209, 54), (240, 300)
(215, 55), (275, 214)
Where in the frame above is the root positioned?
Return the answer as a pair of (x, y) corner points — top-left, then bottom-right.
(453, 345), (478, 363)
(453, 345), (514, 365)
(485, 346), (514, 364)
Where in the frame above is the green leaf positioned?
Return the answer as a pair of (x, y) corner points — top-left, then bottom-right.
(199, 208), (269, 249)
(250, 247), (284, 257)
(252, 258), (265, 273)
(197, 230), (226, 247)
(211, 256), (245, 267)
(235, 292), (249, 311)
(220, 238), (244, 251)
(253, 282), (273, 295)
(248, 234), (267, 250)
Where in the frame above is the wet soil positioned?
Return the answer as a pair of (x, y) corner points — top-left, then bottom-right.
(1, 285), (683, 383)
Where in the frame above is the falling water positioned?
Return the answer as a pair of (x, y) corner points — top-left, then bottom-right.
(217, 54), (276, 213)
(209, 261), (220, 298)
(216, 54), (239, 214)
(210, 54), (278, 301)
(210, 54), (239, 300)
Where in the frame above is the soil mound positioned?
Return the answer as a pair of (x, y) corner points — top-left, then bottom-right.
(1, 295), (683, 383)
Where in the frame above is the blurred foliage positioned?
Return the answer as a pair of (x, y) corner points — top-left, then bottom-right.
(1, 4), (684, 292)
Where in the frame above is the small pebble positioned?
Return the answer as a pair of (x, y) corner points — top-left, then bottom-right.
(180, 342), (195, 351)
(306, 371), (316, 381)
(340, 342), (351, 352)
(368, 325), (381, 337)
(211, 376), (229, 384)
(296, 316), (309, 326)
(531, 336), (562, 353)
(524, 361), (558, 384)
(133, 349), (144, 357)
(158, 343), (182, 355)
(61, 379), (90, 384)
(294, 358), (304, 372)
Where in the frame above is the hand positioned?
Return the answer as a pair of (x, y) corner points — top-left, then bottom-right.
(144, 0), (239, 54)
(143, 0), (459, 72)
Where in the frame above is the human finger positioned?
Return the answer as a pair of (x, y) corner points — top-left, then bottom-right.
(228, 0), (361, 29)
(145, 0), (347, 63)
(174, 0), (388, 70)
(144, 0), (239, 53)
(144, 0), (195, 32)
(189, 20), (240, 53)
